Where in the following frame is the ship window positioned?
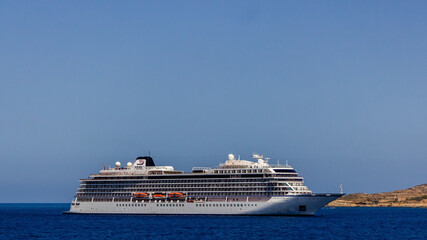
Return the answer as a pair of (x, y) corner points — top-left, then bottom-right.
(299, 205), (306, 211)
(274, 169), (296, 173)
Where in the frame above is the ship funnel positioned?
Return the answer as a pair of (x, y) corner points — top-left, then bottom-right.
(136, 156), (155, 166)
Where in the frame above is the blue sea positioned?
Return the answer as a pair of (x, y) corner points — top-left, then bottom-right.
(0, 204), (426, 239)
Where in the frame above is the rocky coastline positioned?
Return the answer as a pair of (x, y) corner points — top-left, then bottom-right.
(327, 184), (427, 208)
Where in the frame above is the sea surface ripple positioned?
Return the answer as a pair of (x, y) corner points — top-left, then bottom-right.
(0, 204), (426, 239)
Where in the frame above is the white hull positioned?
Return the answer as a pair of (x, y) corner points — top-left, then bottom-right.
(65, 194), (342, 216)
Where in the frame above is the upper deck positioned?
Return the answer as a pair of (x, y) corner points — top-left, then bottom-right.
(94, 153), (296, 177)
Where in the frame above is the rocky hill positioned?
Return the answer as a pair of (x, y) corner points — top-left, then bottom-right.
(327, 184), (427, 208)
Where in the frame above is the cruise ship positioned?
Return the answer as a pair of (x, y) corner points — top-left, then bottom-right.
(65, 153), (343, 215)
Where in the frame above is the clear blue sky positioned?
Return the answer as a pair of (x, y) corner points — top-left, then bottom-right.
(1, 1), (426, 202)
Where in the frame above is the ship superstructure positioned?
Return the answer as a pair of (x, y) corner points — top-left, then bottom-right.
(66, 154), (343, 215)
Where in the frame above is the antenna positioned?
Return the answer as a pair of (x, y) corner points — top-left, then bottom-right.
(340, 184), (343, 194)
(148, 150), (151, 156)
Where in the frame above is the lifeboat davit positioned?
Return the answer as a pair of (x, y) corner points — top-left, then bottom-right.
(133, 192), (149, 198)
(168, 192), (186, 199)
(152, 193), (166, 199)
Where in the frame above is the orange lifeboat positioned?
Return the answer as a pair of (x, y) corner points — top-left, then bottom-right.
(168, 192), (186, 199)
(133, 192), (149, 198)
(152, 193), (166, 199)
